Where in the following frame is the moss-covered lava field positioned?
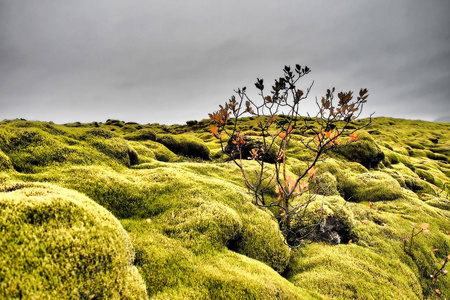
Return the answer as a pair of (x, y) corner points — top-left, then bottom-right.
(1, 117), (449, 299)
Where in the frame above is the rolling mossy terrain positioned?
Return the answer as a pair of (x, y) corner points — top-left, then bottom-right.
(1, 117), (449, 299)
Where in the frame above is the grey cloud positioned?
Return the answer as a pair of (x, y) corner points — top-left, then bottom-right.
(0, 0), (449, 124)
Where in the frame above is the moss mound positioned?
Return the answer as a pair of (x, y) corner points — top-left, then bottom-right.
(286, 243), (422, 299)
(338, 171), (403, 202)
(333, 132), (385, 169)
(124, 129), (157, 141)
(0, 181), (147, 299)
(294, 195), (357, 244)
(122, 220), (313, 299)
(88, 137), (139, 167)
(157, 134), (210, 160)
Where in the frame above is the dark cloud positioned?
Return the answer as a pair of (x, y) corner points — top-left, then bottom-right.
(0, 0), (449, 124)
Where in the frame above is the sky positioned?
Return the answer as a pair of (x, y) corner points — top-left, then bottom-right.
(1, 0), (449, 125)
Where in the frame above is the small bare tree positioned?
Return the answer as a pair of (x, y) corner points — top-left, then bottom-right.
(209, 64), (370, 247)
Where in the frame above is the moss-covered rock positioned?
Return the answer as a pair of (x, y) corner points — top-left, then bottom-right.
(140, 140), (179, 162)
(88, 137), (139, 167)
(0, 181), (147, 299)
(81, 128), (118, 139)
(161, 202), (243, 250)
(124, 129), (157, 141)
(122, 220), (311, 299)
(294, 195), (357, 244)
(338, 171), (402, 202)
(0, 127), (91, 172)
(333, 132), (385, 169)
(286, 243), (422, 299)
(157, 134), (210, 160)
(308, 171), (339, 196)
(234, 208), (292, 273)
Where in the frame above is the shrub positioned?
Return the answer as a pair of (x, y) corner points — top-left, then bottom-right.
(209, 63), (370, 246)
(0, 181), (148, 299)
(186, 120), (198, 126)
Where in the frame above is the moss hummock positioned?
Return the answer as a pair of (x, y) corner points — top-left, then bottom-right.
(0, 181), (147, 299)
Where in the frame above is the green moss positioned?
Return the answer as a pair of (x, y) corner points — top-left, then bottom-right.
(105, 119), (125, 127)
(157, 134), (210, 160)
(308, 171), (339, 196)
(0, 127), (91, 172)
(121, 219), (313, 299)
(406, 141), (426, 150)
(382, 148), (400, 165)
(140, 141), (179, 162)
(1, 117), (449, 298)
(81, 128), (118, 139)
(234, 207), (292, 273)
(88, 137), (139, 167)
(0, 181), (147, 299)
(422, 194), (450, 211)
(286, 244), (422, 299)
(293, 195), (357, 244)
(124, 129), (157, 141)
(332, 132), (385, 169)
(338, 171), (402, 202)
(415, 168), (436, 185)
(0, 150), (12, 171)
(160, 202), (243, 250)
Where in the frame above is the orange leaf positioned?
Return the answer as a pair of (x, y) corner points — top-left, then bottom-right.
(308, 167), (317, 178)
(300, 181), (308, 192)
(278, 132), (286, 139)
(419, 223), (430, 230)
(210, 124), (218, 135)
(210, 124), (222, 139)
(314, 131), (324, 145)
(278, 125), (293, 139)
(349, 132), (360, 142)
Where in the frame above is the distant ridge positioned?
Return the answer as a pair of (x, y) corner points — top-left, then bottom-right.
(434, 116), (450, 123)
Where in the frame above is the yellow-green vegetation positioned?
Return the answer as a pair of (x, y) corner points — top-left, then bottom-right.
(1, 117), (449, 299)
(0, 181), (147, 299)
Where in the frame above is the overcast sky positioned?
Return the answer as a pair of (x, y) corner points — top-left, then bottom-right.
(1, 0), (449, 124)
